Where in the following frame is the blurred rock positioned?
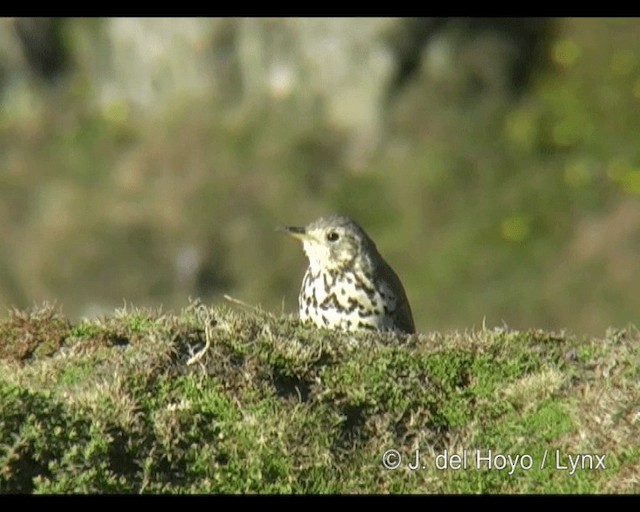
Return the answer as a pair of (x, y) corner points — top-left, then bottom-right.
(0, 18), (554, 166)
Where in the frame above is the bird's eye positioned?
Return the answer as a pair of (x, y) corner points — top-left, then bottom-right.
(326, 231), (340, 242)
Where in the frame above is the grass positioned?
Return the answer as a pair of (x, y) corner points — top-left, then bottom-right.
(0, 302), (637, 493)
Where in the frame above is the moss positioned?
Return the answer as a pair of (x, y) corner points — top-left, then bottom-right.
(0, 303), (637, 493)
(0, 304), (71, 363)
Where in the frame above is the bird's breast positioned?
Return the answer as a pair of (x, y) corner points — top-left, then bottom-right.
(298, 267), (400, 332)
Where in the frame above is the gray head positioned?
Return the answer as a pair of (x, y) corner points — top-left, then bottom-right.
(280, 214), (378, 272)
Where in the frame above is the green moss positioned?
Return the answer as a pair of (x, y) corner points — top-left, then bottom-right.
(0, 304), (636, 493)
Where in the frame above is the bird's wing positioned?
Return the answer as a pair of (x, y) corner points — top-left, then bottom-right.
(377, 260), (415, 334)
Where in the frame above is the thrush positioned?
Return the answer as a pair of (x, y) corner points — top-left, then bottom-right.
(279, 214), (415, 334)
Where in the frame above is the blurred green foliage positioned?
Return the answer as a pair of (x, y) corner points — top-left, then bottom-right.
(0, 18), (639, 335)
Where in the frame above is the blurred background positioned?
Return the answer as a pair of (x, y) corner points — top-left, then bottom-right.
(1, 17), (639, 335)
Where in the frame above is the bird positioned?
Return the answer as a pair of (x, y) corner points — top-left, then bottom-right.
(279, 214), (415, 334)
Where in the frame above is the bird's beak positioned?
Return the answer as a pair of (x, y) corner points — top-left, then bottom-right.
(277, 225), (312, 241)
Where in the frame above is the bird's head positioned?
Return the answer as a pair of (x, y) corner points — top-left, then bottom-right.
(279, 214), (376, 273)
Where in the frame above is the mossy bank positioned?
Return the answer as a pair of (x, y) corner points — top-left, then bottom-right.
(0, 302), (637, 493)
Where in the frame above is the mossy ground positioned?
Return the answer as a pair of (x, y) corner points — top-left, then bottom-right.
(0, 302), (637, 493)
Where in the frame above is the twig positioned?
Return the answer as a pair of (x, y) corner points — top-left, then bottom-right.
(186, 305), (217, 366)
(223, 294), (263, 314)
